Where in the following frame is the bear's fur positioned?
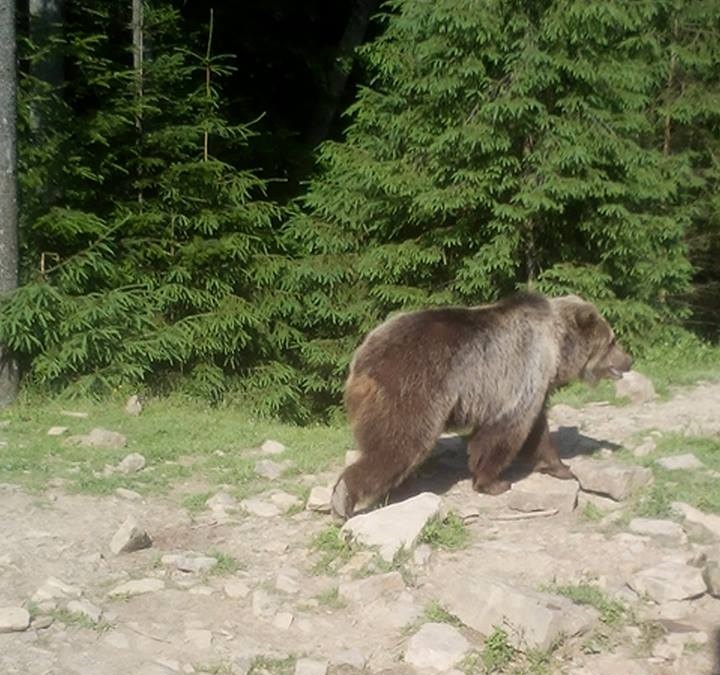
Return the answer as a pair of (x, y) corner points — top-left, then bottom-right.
(331, 292), (632, 519)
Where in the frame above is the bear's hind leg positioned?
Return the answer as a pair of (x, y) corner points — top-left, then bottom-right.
(521, 412), (574, 480)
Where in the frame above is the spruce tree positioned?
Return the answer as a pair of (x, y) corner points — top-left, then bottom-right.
(284, 0), (705, 414)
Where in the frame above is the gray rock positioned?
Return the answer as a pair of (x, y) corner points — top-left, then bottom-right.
(657, 453), (704, 471)
(273, 612), (294, 630)
(47, 426), (68, 436)
(632, 439), (657, 458)
(306, 486), (332, 513)
(275, 571), (300, 594)
(61, 410), (89, 418)
(32, 576), (82, 602)
(117, 452), (146, 474)
(0, 607), (30, 633)
(124, 395), (143, 416)
(567, 655), (651, 675)
(175, 555), (218, 574)
(108, 578), (165, 598)
(577, 491), (624, 513)
(568, 457), (653, 501)
(331, 648), (366, 670)
(339, 571), (405, 604)
(255, 459), (288, 480)
(241, 497), (281, 518)
(110, 515), (152, 554)
(261, 439), (286, 455)
(206, 491), (236, 511)
(615, 370), (656, 403)
(115, 487), (142, 501)
(67, 599), (103, 624)
(628, 518), (687, 546)
(224, 579), (251, 599)
(413, 543), (433, 567)
(295, 658), (328, 675)
(508, 473), (578, 514)
(439, 575), (598, 650)
(269, 491), (301, 511)
(629, 561), (706, 602)
(703, 561), (720, 597)
(341, 492), (443, 561)
(404, 622), (469, 671)
(251, 589), (277, 617)
(671, 502), (720, 542)
(68, 427), (127, 449)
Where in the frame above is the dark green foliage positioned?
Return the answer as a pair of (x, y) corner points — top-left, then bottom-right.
(283, 0), (717, 414)
(3, 2), (299, 415)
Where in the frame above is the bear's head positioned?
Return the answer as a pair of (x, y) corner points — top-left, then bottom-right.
(551, 295), (633, 386)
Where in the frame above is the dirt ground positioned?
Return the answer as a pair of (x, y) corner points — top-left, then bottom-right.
(1, 381), (720, 675)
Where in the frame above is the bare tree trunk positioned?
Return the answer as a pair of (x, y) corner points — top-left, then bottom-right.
(132, 0), (143, 203)
(0, 0), (19, 405)
(307, 0), (377, 147)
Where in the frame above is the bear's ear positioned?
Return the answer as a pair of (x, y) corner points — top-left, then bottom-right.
(575, 305), (597, 330)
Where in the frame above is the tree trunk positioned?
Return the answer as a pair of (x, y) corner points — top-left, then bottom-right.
(307, 0), (377, 147)
(0, 0), (19, 406)
(132, 0), (143, 203)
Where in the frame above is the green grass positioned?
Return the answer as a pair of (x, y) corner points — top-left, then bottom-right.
(247, 656), (296, 675)
(544, 583), (626, 627)
(310, 524), (355, 575)
(207, 549), (242, 576)
(0, 395), (351, 499)
(617, 433), (720, 518)
(423, 600), (464, 627)
(49, 608), (111, 632)
(418, 512), (469, 550)
(315, 586), (347, 609)
(481, 628), (515, 673)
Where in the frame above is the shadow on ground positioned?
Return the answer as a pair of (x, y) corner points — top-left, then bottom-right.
(387, 426), (621, 504)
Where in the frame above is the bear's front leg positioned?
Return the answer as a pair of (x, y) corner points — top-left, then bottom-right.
(521, 411), (575, 480)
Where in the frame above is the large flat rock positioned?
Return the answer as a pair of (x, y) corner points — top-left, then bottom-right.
(508, 473), (578, 513)
(341, 492), (443, 562)
(629, 560), (707, 603)
(568, 458), (652, 501)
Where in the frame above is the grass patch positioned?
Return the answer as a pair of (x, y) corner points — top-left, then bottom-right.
(617, 433), (720, 518)
(419, 511), (469, 550)
(310, 524), (355, 575)
(315, 586), (347, 609)
(481, 628), (515, 672)
(50, 608), (111, 632)
(207, 549), (242, 576)
(0, 395), (350, 499)
(544, 583), (626, 627)
(423, 600), (464, 627)
(247, 656), (296, 675)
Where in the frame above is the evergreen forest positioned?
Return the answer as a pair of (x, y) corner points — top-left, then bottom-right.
(1, 0), (719, 420)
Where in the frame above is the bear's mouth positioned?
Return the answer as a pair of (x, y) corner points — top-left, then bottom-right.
(607, 366), (624, 380)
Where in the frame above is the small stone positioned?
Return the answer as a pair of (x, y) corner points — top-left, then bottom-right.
(413, 544), (432, 567)
(115, 487), (142, 501)
(68, 427), (127, 449)
(404, 622), (469, 671)
(273, 612), (294, 630)
(339, 571), (405, 604)
(652, 638), (684, 661)
(108, 578), (165, 598)
(31, 615), (54, 630)
(633, 440), (656, 457)
(175, 555), (218, 574)
(224, 579), (251, 599)
(110, 516), (152, 554)
(578, 491), (624, 513)
(703, 561), (720, 596)
(331, 648), (366, 670)
(671, 502), (720, 542)
(32, 576), (82, 602)
(269, 491), (301, 511)
(568, 458), (653, 501)
(206, 491), (236, 511)
(117, 452), (146, 474)
(184, 628), (212, 650)
(255, 459), (287, 480)
(103, 631), (131, 649)
(656, 454), (704, 471)
(251, 589), (277, 617)
(294, 658), (328, 675)
(61, 410), (89, 418)
(275, 572), (300, 594)
(629, 561), (706, 602)
(241, 498), (281, 518)
(47, 426), (68, 436)
(628, 518), (687, 546)
(306, 486), (332, 513)
(260, 439), (286, 455)
(0, 607), (30, 633)
(508, 473), (578, 514)
(67, 599), (103, 624)
(124, 395), (143, 416)
(189, 585), (215, 596)
(344, 450), (361, 467)
(615, 370), (656, 403)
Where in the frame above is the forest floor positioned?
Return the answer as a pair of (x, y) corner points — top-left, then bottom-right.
(1, 377), (720, 675)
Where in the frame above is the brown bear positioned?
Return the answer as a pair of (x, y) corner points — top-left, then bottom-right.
(331, 292), (632, 519)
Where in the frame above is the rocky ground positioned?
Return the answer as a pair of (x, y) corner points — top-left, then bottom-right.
(1, 375), (720, 675)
